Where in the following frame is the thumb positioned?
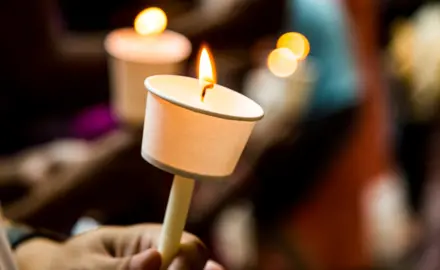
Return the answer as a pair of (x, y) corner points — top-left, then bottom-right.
(103, 249), (162, 270)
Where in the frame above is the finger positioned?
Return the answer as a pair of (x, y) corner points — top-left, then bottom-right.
(204, 260), (225, 270)
(98, 249), (161, 270)
(103, 223), (201, 253)
(168, 236), (209, 270)
(100, 224), (160, 253)
(129, 249), (161, 270)
(100, 223), (210, 269)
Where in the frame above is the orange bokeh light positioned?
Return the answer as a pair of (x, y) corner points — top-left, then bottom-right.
(267, 48), (298, 78)
(134, 7), (167, 36)
(277, 32), (310, 60)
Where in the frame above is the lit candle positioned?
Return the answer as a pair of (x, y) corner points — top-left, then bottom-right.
(104, 7), (192, 126)
(141, 45), (264, 269)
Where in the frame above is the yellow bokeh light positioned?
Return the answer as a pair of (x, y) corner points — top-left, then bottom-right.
(267, 48), (298, 78)
(198, 45), (216, 85)
(277, 32), (310, 60)
(134, 7), (167, 36)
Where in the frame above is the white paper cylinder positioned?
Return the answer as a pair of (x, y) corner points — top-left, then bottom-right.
(142, 75), (264, 179)
(105, 29), (192, 126)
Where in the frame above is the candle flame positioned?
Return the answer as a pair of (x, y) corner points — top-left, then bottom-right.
(277, 32), (310, 60)
(267, 48), (298, 78)
(134, 7), (167, 36)
(198, 45), (216, 85)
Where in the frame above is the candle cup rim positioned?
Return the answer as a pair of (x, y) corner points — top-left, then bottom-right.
(144, 75), (265, 122)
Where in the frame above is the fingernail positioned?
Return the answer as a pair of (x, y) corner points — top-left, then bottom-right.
(204, 260), (224, 270)
(169, 258), (190, 270)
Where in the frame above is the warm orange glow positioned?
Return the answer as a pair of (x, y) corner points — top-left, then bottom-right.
(134, 7), (167, 36)
(198, 45), (216, 85)
(277, 32), (310, 60)
(267, 48), (298, 78)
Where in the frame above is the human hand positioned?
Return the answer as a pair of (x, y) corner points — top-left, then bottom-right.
(15, 223), (223, 270)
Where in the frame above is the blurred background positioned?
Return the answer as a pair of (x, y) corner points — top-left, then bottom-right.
(1, 0), (440, 269)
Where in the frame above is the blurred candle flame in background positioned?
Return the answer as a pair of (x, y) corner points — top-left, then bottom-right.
(198, 45), (216, 85)
(134, 7), (167, 36)
(268, 32), (310, 78)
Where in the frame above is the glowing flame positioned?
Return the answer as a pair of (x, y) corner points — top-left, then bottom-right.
(277, 32), (310, 60)
(198, 45), (216, 85)
(134, 7), (167, 36)
(267, 48), (298, 78)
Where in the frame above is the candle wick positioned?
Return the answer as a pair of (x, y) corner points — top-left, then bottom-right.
(201, 83), (214, 102)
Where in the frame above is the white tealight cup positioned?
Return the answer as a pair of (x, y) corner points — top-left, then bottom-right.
(105, 29), (192, 126)
(142, 75), (264, 179)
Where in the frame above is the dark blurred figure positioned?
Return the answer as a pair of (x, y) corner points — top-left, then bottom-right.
(253, 0), (361, 224)
(248, 1), (365, 268)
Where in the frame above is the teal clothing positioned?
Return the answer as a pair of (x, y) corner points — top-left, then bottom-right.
(288, 0), (360, 119)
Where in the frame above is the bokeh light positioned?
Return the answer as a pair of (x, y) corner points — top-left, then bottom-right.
(277, 32), (310, 60)
(134, 7), (167, 36)
(267, 48), (298, 78)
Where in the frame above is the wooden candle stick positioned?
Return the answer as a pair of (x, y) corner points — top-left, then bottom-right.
(158, 175), (195, 268)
